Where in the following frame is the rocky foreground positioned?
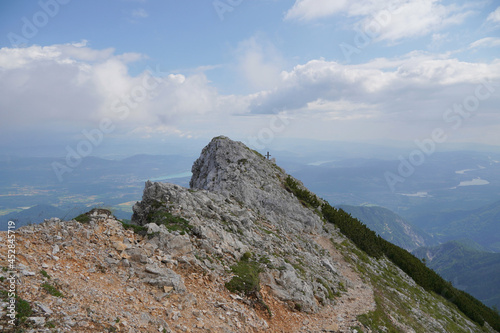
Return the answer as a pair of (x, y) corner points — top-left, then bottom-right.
(0, 136), (495, 332)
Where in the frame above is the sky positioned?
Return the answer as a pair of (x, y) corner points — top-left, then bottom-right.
(0, 0), (499, 157)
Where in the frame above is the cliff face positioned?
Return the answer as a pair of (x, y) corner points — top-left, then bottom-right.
(1, 136), (496, 332)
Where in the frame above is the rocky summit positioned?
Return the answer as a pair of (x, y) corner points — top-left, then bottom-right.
(1, 136), (498, 332)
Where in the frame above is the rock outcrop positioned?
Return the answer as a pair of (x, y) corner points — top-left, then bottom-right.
(132, 137), (335, 314)
(1, 136), (496, 332)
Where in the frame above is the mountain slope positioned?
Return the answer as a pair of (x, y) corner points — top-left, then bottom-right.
(0, 204), (64, 231)
(339, 204), (435, 251)
(2, 136), (499, 332)
(414, 200), (500, 252)
(413, 240), (500, 309)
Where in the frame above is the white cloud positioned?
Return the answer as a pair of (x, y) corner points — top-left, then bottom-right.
(469, 37), (500, 49)
(0, 44), (243, 138)
(240, 53), (500, 143)
(248, 54), (500, 122)
(234, 36), (285, 91)
(1, 43), (499, 148)
(284, 0), (348, 21)
(132, 8), (148, 18)
(285, 0), (473, 42)
(487, 6), (500, 23)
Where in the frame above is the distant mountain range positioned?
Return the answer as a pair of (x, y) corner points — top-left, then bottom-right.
(0, 204), (66, 230)
(414, 200), (500, 252)
(338, 205), (436, 251)
(0, 204), (131, 231)
(413, 240), (500, 309)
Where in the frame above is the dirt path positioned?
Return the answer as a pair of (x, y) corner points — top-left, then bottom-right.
(312, 235), (376, 332)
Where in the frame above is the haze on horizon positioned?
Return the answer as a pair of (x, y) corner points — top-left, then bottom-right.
(0, 0), (499, 158)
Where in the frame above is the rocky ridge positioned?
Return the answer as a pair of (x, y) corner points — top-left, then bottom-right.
(0, 136), (496, 332)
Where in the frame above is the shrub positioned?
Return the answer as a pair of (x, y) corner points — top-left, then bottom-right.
(284, 176), (321, 208)
(225, 256), (261, 296)
(41, 283), (63, 297)
(40, 270), (51, 279)
(121, 221), (148, 236)
(16, 297), (32, 323)
(74, 213), (90, 223)
(147, 209), (192, 234)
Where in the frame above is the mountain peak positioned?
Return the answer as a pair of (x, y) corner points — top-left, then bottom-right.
(190, 136), (272, 193)
(189, 136), (322, 233)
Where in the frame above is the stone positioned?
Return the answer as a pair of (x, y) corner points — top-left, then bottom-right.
(27, 317), (46, 326)
(145, 264), (162, 275)
(113, 241), (128, 251)
(120, 258), (131, 267)
(35, 302), (53, 315)
(21, 270), (36, 276)
(321, 259), (338, 275)
(323, 322), (339, 331)
(104, 257), (119, 265)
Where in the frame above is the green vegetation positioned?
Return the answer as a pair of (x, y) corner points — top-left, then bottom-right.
(147, 209), (193, 235)
(121, 203), (193, 237)
(322, 204), (383, 258)
(40, 269), (51, 279)
(16, 297), (33, 323)
(225, 252), (262, 296)
(317, 277), (336, 300)
(284, 176), (320, 208)
(357, 293), (399, 333)
(413, 240), (500, 309)
(321, 201), (500, 331)
(121, 221), (148, 236)
(249, 148), (265, 159)
(45, 321), (56, 328)
(41, 283), (64, 297)
(417, 200), (500, 252)
(73, 213), (90, 223)
(339, 204), (434, 251)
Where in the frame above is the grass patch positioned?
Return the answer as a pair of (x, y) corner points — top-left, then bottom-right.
(41, 283), (63, 297)
(294, 303), (303, 311)
(121, 221), (148, 236)
(40, 270), (51, 279)
(357, 293), (399, 333)
(225, 253), (261, 296)
(16, 297), (33, 323)
(147, 209), (193, 235)
(317, 278), (337, 300)
(73, 213), (90, 223)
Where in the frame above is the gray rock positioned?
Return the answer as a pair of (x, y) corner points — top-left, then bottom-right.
(143, 264), (186, 293)
(21, 269), (36, 276)
(104, 257), (119, 265)
(27, 317), (46, 326)
(145, 263), (163, 275)
(321, 259), (338, 275)
(35, 302), (53, 315)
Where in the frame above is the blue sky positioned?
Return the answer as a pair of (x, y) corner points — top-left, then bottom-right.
(0, 0), (499, 156)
